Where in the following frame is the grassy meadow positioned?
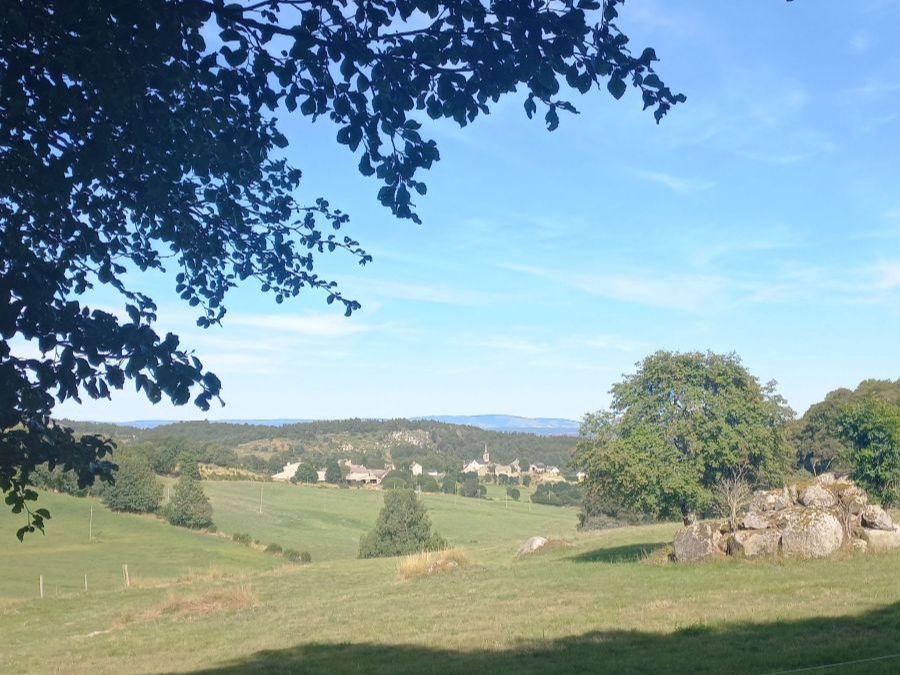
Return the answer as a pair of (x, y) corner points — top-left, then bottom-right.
(2, 483), (900, 674)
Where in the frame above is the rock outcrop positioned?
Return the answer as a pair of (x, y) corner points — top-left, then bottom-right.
(516, 536), (549, 559)
(674, 474), (900, 562)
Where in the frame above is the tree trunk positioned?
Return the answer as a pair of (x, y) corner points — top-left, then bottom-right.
(681, 503), (696, 526)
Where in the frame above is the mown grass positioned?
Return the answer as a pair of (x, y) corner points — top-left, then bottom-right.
(3, 487), (900, 674)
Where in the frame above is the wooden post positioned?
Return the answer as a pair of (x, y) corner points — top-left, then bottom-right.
(88, 504), (93, 541)
(258, 485), (263, 515)
(122, 564), (130, 589)
(84, 574), (88, 592)
(39, 575), (44, 599)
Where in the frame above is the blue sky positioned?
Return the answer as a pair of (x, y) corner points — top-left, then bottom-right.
(55, 0), (900, 423)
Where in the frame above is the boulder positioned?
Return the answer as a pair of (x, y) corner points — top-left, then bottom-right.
(781, 509), (844, 558)
(861, 504), (894, 531)
(859, 526), (900, 552)
(798, 483), (836, 508)
(750, 490), (791, 513)
(740, 512), (773, 530)
(727, 529), (781, 559)
(849, 538), (868, 554)
(838, 485), (868, 514)
(816, 473), (836, 486)
(516, 536), (548, 559)
(674, 522), (724, 562)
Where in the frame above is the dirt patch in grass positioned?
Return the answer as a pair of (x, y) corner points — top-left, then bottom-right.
(397, 549), (472, 581)
(115, 587), (258, 629)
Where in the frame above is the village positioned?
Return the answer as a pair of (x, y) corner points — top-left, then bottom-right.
(272, 446), (577, 489)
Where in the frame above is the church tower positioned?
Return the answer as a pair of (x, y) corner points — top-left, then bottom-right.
(483, 443), (490, 464)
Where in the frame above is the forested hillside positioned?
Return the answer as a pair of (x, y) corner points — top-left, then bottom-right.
(57, 418), (578, 475)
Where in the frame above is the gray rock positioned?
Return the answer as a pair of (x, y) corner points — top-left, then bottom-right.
(781, 509), (844, 558)
(859, 526), (900, 552)
(674, 522), (724, 562)
(849, 538), (868, 554)
(861, 504), (894, 531)
(751, 490), (791, 513)
(740, 512), (773, 530)
(838, 485), (868, 514)
(727, 529), (781, 559)
(798, 483), (836, 508)
(816, 472), (836, 486)
(516, 536), (549, 559)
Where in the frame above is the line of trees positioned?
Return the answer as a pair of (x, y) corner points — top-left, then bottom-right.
(576, 351), (900, 530)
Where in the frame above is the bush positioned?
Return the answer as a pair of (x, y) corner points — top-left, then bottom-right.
(264, 542), (283, 554)
(283, 549), (312, 564)
(440, 475), (458, 494)
(324, 459), (343, 484)
(522, 475), (532, 487)
(531, 482), (582, 507)
(101, 454), (163, 513)
(506, 487), (521, 501)
(31, 463), (88, 497)
(291, 462), (318, 484)
(358, 489), (446, 558)
(382, 475), (410, 490)
(232, 532), (252, 545)
(460, 475), (486, 499)
(166, 476), (214, 529)
(415, 475), (440, 493)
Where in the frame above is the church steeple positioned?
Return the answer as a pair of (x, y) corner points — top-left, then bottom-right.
(483, 443), (490, 464)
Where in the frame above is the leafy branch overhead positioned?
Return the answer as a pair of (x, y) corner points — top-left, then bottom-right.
(0, 0), (680, 537)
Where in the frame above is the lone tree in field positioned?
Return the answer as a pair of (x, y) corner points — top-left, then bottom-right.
(166, 476), (214, 529)
(358, 488), (446, 558)
(576, 351), (794, 525)
(324, 459), (343, 484)
(101, 454), (163, 514)
(1, 0), (683, 538)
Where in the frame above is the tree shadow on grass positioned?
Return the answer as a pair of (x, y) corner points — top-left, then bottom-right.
(568, 541), (668, 564)
(182, 601), (900, 675)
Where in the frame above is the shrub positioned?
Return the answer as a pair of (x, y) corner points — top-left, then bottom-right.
(460, 475), (486, 499)
(166, 477), (214, 529)
(101, 454), (163, 513)
(531, 481), (583, 507)
(415, 475), (440, 493)
(358, 489), (446, 558)
(397, 548), (471, 581)
(522, 475), (532, 487)
(264, 542), (283, 554)
(283, 549), (312, 564)
(506, 487), (521, 501)
(31, 463), (88, 496)
(440, 475), (458, 494)
(324, 459), (343, 484)
(232, 532), (252, 545)
(291, 462), (318, 484)
(382, 475), (409, 490)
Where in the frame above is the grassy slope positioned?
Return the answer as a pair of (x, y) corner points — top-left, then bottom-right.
(3, 487), (900, 674)
(202, 481), (577, 561)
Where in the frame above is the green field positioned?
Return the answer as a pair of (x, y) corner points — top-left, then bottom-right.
(3, 484), (900, 674)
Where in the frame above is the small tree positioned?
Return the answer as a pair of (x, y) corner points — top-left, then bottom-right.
(324, 459), (343, 484)
(358, 489), (446, 558)
(713, 466), (753, 531)
(440, 475), (458, 495)
(166, 477), (214, 529)
(506, 487), (521, 502)
(101, 455), (163, 513)
(522, 475), (532, 488)
(291, 463), (318, 485)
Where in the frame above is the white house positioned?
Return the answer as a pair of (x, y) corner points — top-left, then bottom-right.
(410, 462), (423, 476)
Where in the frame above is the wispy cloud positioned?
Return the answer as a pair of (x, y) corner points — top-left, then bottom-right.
(631, 169), (713, 194)
(228, 312), (372, 338)
(502, 263), (727, 312)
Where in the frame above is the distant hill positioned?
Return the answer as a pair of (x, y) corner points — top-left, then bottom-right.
(110, 415), (581, 436)
(415, 415), (580, 436)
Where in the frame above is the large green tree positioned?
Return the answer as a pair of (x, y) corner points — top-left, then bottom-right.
(576, 351), (794, 525)
(1, 0), (682, 537)
(166, 475), (214, 529)
(838, 399), (900, 506)
(100, 454), (163, 513)
(792, 379), (900, 476)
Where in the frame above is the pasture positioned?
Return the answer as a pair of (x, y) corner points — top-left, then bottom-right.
(2, 484), (900, 674)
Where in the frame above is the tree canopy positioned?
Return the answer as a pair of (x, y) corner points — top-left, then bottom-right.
(1, 0), (680, 537)
(358, 487), (445, 558)
(576, 351), (793, 524)
(838, 399), (900, 506)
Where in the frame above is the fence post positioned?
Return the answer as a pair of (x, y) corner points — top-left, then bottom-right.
(122, 564), (130, 589)
(84, 574), (88, 592)
(39, 575), (44, 599)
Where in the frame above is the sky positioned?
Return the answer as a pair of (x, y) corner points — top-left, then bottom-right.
(53, 0), (900, 423)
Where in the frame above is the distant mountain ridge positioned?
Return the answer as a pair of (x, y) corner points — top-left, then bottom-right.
(103, 415), (580, 436)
